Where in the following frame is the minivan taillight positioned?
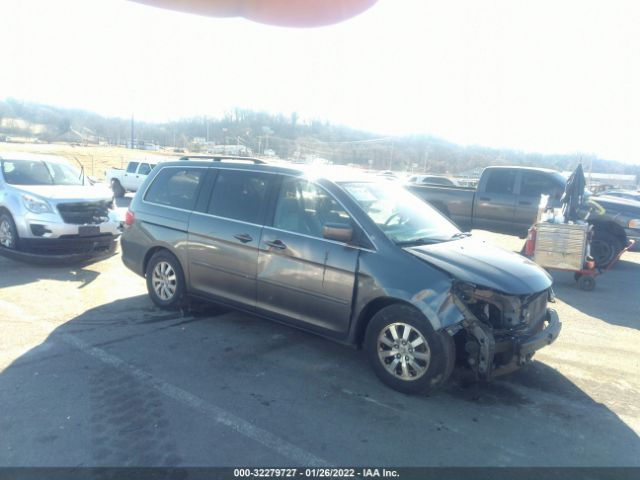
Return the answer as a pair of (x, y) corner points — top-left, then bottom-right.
(124, 209), (135, 227)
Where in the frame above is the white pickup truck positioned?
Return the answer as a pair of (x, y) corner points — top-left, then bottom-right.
(107, 160), (158, 197)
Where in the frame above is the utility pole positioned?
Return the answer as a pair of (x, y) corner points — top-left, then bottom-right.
(130, 114), (134, 149)
(423, 147), (429, 173)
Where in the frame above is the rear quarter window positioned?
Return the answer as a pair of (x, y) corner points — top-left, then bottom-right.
(144, 167), (204, 211)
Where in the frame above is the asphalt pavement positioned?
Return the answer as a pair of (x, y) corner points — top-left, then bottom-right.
(0, 229), (638, 467)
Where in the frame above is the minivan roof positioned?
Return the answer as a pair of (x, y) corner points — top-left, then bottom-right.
(158, 159), (382, 183)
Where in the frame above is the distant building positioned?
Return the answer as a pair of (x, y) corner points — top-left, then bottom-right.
(125, 140), (160, 150)
(207, 144), (253, 156)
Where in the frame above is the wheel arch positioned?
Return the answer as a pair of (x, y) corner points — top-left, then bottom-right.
(589, 220), (627, 244)
(143, 245), (181, 277)
(352, 297), (431, 347)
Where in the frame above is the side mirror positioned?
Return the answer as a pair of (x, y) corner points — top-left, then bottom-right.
(323, 223), (353, 243)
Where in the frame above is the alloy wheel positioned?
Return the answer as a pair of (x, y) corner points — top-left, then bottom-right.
(0, 219), (15, 249)
(151, 261), (177, 301)
(377, 322), (431, 381)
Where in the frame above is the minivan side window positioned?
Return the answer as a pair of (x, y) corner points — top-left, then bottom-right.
(126, 162), (139, 174)
(485, 169), (517, 195)
(144, 167), (204, 210)
(273, 177), (352, 239)
(207, 170), (270, 224)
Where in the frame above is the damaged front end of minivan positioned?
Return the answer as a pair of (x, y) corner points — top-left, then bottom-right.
(444, 282), (561, 379)
(405, 237), (562, 380)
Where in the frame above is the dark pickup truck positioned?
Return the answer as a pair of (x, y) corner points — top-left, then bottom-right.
(408, 166), (640, 267)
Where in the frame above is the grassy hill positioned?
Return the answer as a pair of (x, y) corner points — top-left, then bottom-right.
(1, 98), (638, 178)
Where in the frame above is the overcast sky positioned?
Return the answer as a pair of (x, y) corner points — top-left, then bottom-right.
(1, 0), (639, 164)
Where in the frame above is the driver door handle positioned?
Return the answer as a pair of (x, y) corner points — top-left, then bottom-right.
(265, 239), (287, 250)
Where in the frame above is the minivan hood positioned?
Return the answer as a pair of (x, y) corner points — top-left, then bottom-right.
(406, 237), (552, 295)
(16, 184), (113, 202)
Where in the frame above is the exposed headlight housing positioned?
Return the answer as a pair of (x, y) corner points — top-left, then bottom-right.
(22, 194), (53, 214)
(629, 219), (640, 229)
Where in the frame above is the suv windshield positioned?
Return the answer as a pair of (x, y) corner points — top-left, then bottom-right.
(342, 181), (461, 245)
(1, 160), (84, 186)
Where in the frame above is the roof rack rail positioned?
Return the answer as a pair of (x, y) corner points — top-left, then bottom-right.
(178, 155), (266, 164)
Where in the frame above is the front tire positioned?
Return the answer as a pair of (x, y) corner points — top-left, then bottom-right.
(364, 304), (455, 394)
(591, 230), (623, 268)
(0, 212), (19, 250)
(145, 251), (186, 309)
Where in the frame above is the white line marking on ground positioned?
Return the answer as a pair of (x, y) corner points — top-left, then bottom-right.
(61, 333), (330, 467)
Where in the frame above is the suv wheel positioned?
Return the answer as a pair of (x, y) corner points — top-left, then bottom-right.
(145, 251), (186, 309)
(0, 213), (19, 250)
(591, 230), (623, 268)
(364, 304), (455, 394)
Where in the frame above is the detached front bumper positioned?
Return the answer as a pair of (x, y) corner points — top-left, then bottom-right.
(19, 233), (119, 255)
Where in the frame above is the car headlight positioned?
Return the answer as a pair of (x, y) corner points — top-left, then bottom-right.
(22, 194), (53, 214)
(629, 219), (640, 229)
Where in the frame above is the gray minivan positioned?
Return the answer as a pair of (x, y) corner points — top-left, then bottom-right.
(121, 159), (561, 394)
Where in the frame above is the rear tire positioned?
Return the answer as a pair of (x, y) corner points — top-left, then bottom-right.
(111, 179), (125, 198)
(364, 304), (455, 394)
(145, 251), (186, 309)
(0, 212), (19, 250)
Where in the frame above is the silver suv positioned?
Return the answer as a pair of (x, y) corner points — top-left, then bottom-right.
(122, 159), (561, 394)
(0, 152), (120, 256)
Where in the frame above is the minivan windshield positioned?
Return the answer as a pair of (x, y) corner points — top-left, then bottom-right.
(1, 159), (84, 186)
(342, 181), (461, 245)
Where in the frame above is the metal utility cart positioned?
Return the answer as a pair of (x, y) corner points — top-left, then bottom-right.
(524, 221), (634, 291)
(527, 222), (596, 290)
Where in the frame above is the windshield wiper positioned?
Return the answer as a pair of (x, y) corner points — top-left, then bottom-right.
(396, 237), (438, 247)
(450, 232), (472, 239)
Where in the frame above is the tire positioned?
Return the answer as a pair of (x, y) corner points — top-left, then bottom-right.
(145, 251), (186, 309)
(590, 230), (623, 268)
(111, 179), (125, 198)
(577, 275), (596, 291)
(0, 212), (19, 250)
(364, 304), (455, 394)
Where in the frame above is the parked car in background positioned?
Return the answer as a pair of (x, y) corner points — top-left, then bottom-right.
(407, 174), (460, 187)
(596, 190), (640, 203)
(0, 152), (120, 256)
(408, 166), (640, 267)
(121, 160), (560, 394)
(107, 160), (159, 197)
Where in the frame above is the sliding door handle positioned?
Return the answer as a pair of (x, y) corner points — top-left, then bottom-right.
(233, 233), (253, 243)
(265, 239), (287, 250)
